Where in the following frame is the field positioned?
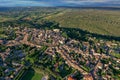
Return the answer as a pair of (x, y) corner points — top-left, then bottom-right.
(45, 9), (120, 37)
(21, 68), (43, 80)
(0, 7), (120, 37)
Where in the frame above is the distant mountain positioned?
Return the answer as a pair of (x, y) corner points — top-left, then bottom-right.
(56, 6), (120, 10)
(0, 6), (120, 12)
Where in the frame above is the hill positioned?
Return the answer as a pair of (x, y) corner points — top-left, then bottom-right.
(0, 7), (120, 37)
(45, 9), (120, 37)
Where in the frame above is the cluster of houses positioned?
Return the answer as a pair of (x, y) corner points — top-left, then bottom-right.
(0, 27), (120, 80)
(0, 48), (24, 80)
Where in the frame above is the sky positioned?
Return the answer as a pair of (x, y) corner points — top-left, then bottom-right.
(0, 0), (120, 7)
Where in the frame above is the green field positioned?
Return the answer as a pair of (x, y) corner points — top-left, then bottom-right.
(0, 8), (120, 37)
(45, 9), (120, 37)
(21, 68), (43, 80)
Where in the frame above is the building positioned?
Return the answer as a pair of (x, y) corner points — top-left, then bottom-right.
(53, 29), (60, 32)
(0, 40), (3, 44)
(83, 74), (93, 80)
(68, 76), (76, 80)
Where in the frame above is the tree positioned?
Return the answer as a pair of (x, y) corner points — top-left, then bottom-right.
(0, 67), (4, 77)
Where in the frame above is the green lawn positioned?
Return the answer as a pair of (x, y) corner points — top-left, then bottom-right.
(22, 68), (43, 80)
(110, 52), (120, 59)
(0, 28), (7, 38)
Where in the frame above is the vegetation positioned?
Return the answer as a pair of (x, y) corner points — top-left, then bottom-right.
(0, 7), (120, 37)
(46, 9), (120, 37)
(14, 67), (26, 80)
(0, 7), (120, 80)
(21, 68), (43, 80)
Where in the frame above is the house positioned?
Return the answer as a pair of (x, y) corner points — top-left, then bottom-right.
(12, 62), (20, 67)
(68, 76), (76, 80)
(54, 63), (59, 68)
(10, 75), (14, 79)
(53, 29), (60, 32)
(83, 74), (93, 80)
(82, 42), (89, 52)
(41, 75), (49, 80)
(38, 33), (43, 38)
(97, 62), (103, 69)
(59, 40), (64, 44)
(90, 49), (95, 54)
(0, 40), (3, 44)
(117, 60), (120, 63)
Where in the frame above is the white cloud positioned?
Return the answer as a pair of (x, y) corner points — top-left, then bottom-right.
(63, 0), (118, 3)
(0, 0), (119, 7)
(61, 0), (120, 5)
(0, 0), (53, 7)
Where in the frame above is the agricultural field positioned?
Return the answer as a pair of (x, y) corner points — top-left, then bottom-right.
(45, 9), (120, 37)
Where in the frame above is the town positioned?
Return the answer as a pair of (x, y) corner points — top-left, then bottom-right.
(0, 26), (120, 80)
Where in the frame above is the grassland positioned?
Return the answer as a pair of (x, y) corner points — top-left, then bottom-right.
(0, 27), (7, 38)
(21, 68), (43, 80)
(45, 9), (120, 37)
(0, 8), (120, 37)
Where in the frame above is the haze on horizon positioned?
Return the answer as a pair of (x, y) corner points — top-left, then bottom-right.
(0, 0), (120, 7)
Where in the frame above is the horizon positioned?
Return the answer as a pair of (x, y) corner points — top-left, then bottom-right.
(0, 0), (120, 7)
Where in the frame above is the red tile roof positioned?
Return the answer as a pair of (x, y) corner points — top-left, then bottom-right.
(68, 76), (75, 80)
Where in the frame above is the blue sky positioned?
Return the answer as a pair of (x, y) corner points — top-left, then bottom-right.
(0, 0), (120, 7)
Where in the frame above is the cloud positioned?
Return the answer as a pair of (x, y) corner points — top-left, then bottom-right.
(60, 0), (120, 6)
(63, 0), (106, 3)
(0, 0), (53, 7)
(0, 0), (120, 7)
(62, 0), (120, 4)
